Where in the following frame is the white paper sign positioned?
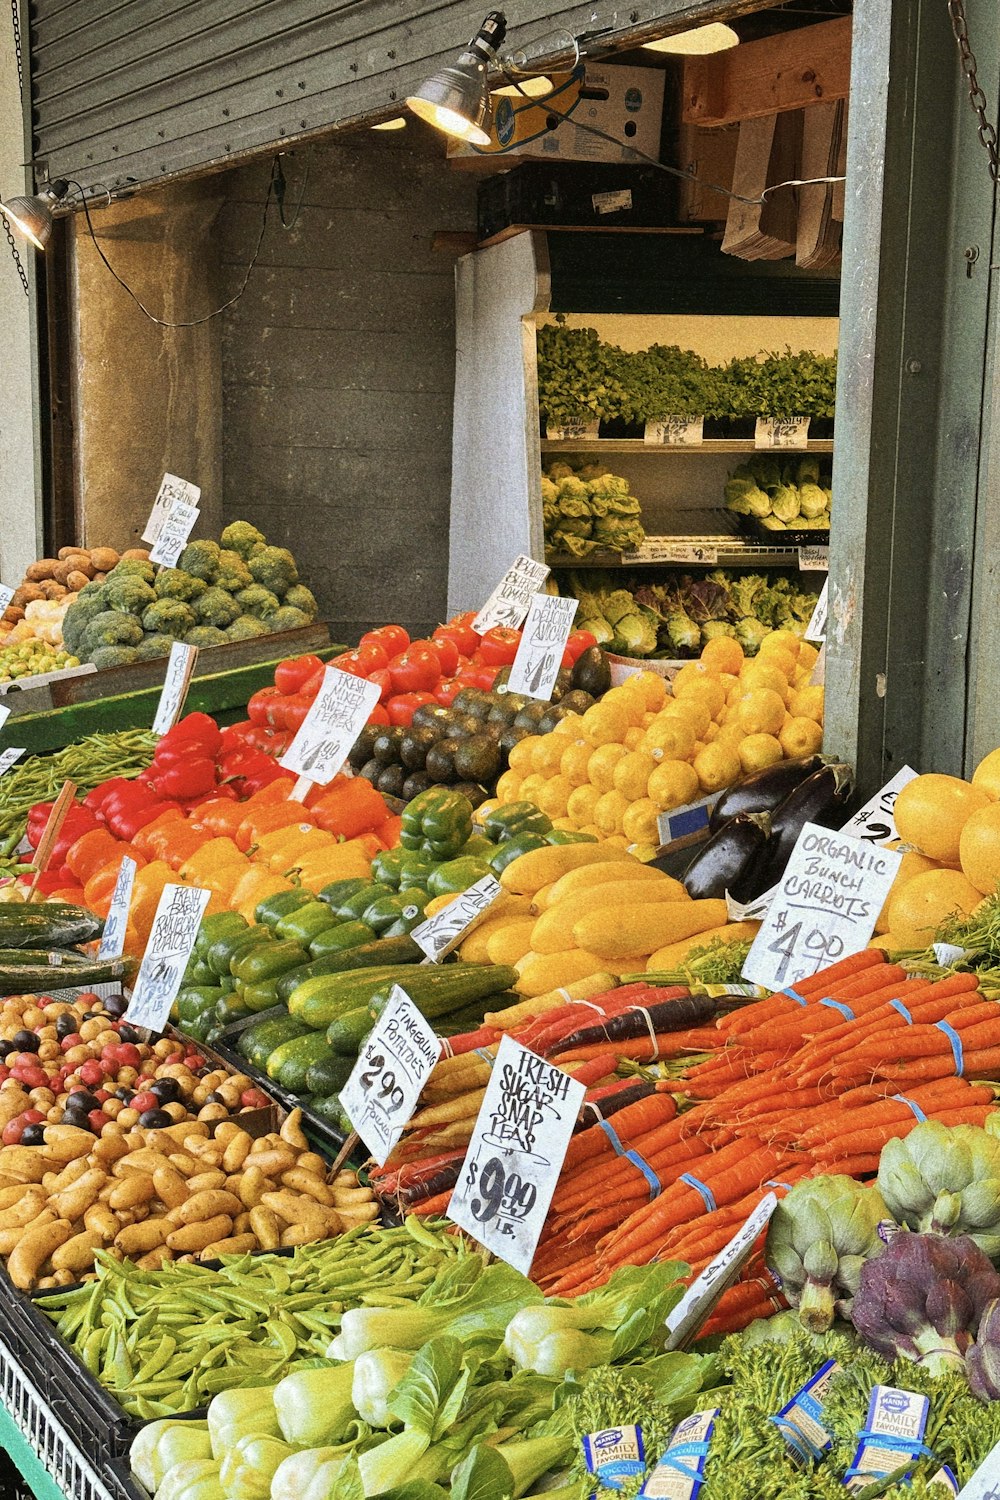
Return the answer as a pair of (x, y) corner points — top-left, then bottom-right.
(0, 703), (10, 734)
(545, 421), (600, 442)
(279, 666), (381, 786)
(725, 883), (779, 922)
(742, 824), (902, 992)
(839, 767), (918, 846)
(934, 942), (969, 968)
(625, 540), (718, 565)
(472, 555), (551, 634)
(804, 579), (829, 643)
(97, 856), (137, 961)
(956, 1436), (1000, 1497)
(449, 1034), (585, 1275)
(0, 584), (13, 618)
(506, 593), (578, 700)
(755, 417), (811, 449)
(0, 747), (25, 779)
(126, 884), (211, 1033)
(152, 642), (199, 736)
(341, 986), (442, 1166)
(798, 546), (830, 572)
(148, 499), (200, 567)
(142, 473), (202, 545)
(411, 874), (503, 962)
(643, 417), (704, 446)
(664, 1193), (779, 1350)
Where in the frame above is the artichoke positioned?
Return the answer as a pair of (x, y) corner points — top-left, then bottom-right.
(878, 1121), (1000, 1256)
(765, 1175), (889, 1332)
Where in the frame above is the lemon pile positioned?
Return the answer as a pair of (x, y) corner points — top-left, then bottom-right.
(493, 630), (823, 850)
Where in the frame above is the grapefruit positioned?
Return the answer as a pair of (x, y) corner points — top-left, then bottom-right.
(893, 774), (991, 863)
(886, 867), (982, 948)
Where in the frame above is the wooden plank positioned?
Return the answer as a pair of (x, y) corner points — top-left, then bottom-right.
(683, 16), (851, 128)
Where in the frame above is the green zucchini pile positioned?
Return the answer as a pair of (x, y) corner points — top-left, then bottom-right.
(0, 902), (134, 995)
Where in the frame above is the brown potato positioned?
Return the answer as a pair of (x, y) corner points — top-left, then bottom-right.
(247, 1148), (296, 1178)
(202, 1233), (257, 1259)
(51, 1229), (103, 1274)
(66, 570), (91, 592)
(44, 1125), (99, 1163)
(280, 1168), (333, 1205)
(56, 546), (81, 560)
(108, 1173), (155, 1210)
(83, 1203), (118, 1239)
(248, 1205), (280, 1250)
(152, 1165), (188, 1210)
(53, 1167), (108, 1222)
(87, 547), (119, 572)
(184, 1170), (227, 1195)
(12, 584), (44, 607)
(221, 1133), (252, 1174)
(280, 1223), (324, 1247)
(135, 1247), (173, 1270)
(238, 1166), (265, 1209)
(38, 579), (67, 599)
(8, 1218), (74, 1288)
(165, 1215), (233, 1253)
(115, 1220), (169, 1256)
(172, 1189), (241, 1225)
(120, 548), (150, 561)
(24, 559), (58, 581)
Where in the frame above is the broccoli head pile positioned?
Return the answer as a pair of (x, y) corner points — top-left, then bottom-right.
(59, 519), (319, 669)
(725, 453), (832, 532)
(542, 461), (646, 559)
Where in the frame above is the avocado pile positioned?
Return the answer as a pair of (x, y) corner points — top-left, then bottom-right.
(349, 646), (613, 805)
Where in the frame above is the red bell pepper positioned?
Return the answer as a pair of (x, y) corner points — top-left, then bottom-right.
(274, 653), (325, 695)
(163, 713), (222, 755)
(476, 626), (521, 665)
(388, 645), (441, 694)
(105, 799), (179, 842)
(154, 758), (218, 799)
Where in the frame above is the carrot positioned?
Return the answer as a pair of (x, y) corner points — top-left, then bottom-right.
(813, 1103), (996, 1161)
(719, 952), (886, 1036)
(554, 1029), (723, 1065)
(742, 974), (916, 1053)
(561, 1093), (677, 1170)
(552, 1135), (711, 1215)
(805, 1153), (881, 1177)
(409, 1190), (454, 1217)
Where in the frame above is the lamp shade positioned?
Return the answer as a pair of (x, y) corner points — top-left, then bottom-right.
(406, 10), (507, 145)
(0, 179), (70, 249)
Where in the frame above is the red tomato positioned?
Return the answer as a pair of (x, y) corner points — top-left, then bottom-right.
(386, 691), (438, 727)
(274, 654), (325, 695)
(366, 704), (390, 727)
(282, 694), (312, 733)
(368, 668), (393, 703)
(564, 629), (598, 665)
(427, 636), (460, 678)
(435, 678), (462, 707)
(477, 627), (521, 665)
(361, 625), (410, 659)
(329, 652), (368, 678)
(433, 612), (480, 658)
(456, 665), (500, 691)
(388, 645), (441, 694)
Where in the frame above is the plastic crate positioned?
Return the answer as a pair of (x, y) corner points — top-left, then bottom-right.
(208, 1034), (358, 1161)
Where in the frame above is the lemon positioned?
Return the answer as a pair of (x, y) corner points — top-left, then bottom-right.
(647, 759), (700, 811)
(623, 726), (647, 750)
(665, 697), (711, 739)
(789, 685), (824, 724)
(700, 636), (744, 676)
(567, 784), (601, 825)
(560, 739), (594, 786)
(531, 735), (566, 776)
(581, 702), (632, 745)
(740, 661), (791, 700)
(755, 640), (798, 680)
(736, 688), (786, 737)
(675, 674), (726, 721)
(797, 642), (820, 671)
(672, 661), (712, 694)
(715, 721), (746, 752)
(520, 774), (548, 803)
(762, 629), (802, 660)
(536, 775), (572, 818)
(613, 749), (658, 801)
(622, 798), (662, 845)
(594, 790), (629, 835)
(602, 686), (647, 727)
(507, 739), (535, 773)
(495, 769), (523, 800)
(973, 747), (1000, 801)
(631, 671), (668, 712)
(739, 734), (784, 773)
(552, 712), (583, 737)
(780, 716), (824, 759)
(588, 742), (629, 792)
(644, 715), (696, 761)
(694, 742), (743, 794)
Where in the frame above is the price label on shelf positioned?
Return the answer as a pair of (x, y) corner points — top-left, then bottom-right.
(142, 473), (202, 545)
(341, 986), (442, 1166)
(97, 856), (137, 961)
(0, 583), (13, 618)
(411, 874), (503, 963)
(643, 417), (704, 446)
(656, 794), (714, 848)
(742, 823), (902, 993)
(664, 1193), (779, 1350)
(0, 747), (25, 779)
(545, 421), (600, 441)
(449, 1035), (585, 1274)
(506, 593), (578, 701)
(755, 417), (811, 449)
(126, 884), (211, 1033)
(798, 546), (829, 572)
(473, 555), (550, 634)
(148, 499), (200, 567)
(625, 540), (718, 565)
(804, 579), (828, 643)
(840, 767), (918, 846)
(280, 666), (381, 787)
(152, 642), (199, 735)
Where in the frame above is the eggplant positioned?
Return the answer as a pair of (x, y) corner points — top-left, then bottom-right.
(747, 761), (856, 894)
(708, 755), (826, 832)
(682, 811), (772, 902)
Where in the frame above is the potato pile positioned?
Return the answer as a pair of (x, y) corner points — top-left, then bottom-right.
(0, 1106), (377, 1288)
(2, 545), (150, 643)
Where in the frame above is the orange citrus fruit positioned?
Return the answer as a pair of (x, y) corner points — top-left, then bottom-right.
(893, 774), (991, 864)
(736, 688), (787, 737)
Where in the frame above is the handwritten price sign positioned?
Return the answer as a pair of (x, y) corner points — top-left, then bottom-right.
(280, 667), (381, 787)
(840, 768), (918, 847)
(506, 593), (578, 701)
(340, 987), (441, 1165)
(473, 556), (550, 635)
(142, 473), (202, 546)
(127, 884), (211, 1033)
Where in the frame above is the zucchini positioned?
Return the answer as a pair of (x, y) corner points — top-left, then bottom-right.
(267, 1030), (332, 1092)
(207, 924), (269, 977)
(305, 1054), (355, 1096)
(336, 884), (391, 920)
(325, 1006), (375, 1055)
(317, 878), (371, 910)
(306, 1094), (353, 1134)
(238, 1014), (312, 1070)
(232, 939), (310, 985)
(273, 935), (422, 1005)
(275, 901), (340, 945)
(0, 903), (103, 949)
(289, 962), (519, 1029)
(215, 992), (253, 1026)
(194, 910), (247, 958)
(308, 921), (375, 960)
(255, 888), (316, 928)
(0, 950), (135, 997)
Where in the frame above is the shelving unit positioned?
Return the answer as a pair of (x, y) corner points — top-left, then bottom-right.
(541, 438), (835, 455)
(546, 507), (827, 570)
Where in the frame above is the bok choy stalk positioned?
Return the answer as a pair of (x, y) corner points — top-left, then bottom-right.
(273, 1361), (357, 1446)
(128, 1418), (211, 1492)
(155, 1459), (224, 1500)
(353, 1349), (416, 1427)
(218, 1434), (296, 1500)
(270, 1447), (348, 1500)
(207, 1383), (280, 1459)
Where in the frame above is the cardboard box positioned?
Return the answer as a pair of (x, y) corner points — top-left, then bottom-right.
(673, 122), (740, 222)
(449, 63), (665, 169)
(477, 161), (678, 246)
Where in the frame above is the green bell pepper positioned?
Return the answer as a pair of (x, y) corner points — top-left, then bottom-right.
(194, 910), (247, 959)
(399, 786), (472, 859)
(317, 876), (371, 910)
(254, 888), (316, 928)
(427, 855), (493, 897)
(274, 900), (339, 945)
(397, 851), (438, 891)
(362, 889), (432, 933)
(455, 833), (496, 860)
(369, 847), (409, 890)
(336, 882), (391, 920)
(488, 830), (551, 874)
(483, 799), (554, 843)
(231, 939), (310, 984)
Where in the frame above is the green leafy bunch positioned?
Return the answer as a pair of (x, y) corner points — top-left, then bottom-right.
(721, 349), (838, 419)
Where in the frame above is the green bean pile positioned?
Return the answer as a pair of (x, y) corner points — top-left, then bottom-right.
(0, 729), (157, 861)
(36, 1219), (465, 1419)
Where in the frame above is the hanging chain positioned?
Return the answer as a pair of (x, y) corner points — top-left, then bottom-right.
(5, 0), (29, 296)
(947, 0), (1000, 183)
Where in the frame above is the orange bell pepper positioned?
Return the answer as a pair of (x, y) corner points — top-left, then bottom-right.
(131, 808), (188, 861)
(375, 814), (403, 849)
(310, 778), (388, 839)
(229, 866), (294, 922)
(129, 860), (176, 941)
(82, 845), (148, 917)
(189, 798), (248, 840)
(65, 828), (121, 885)
(50, 885), (87, 906)
(235, 802), (318, 853)
(180, 837), (247, 886)
(292, 839), (373, 890)
(241, 777), (297, 807)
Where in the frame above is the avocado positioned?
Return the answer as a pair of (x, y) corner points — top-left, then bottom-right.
(425, 738), (460, 782)
(451, 780), (489, 808)
(348, 724), (380, 769)
(402, 770), (432, 800)
(400, 726), (437, 769)
(454, 733), (500, 783)
(537, 704), (570, 734)
(560, 689), (595, 714)
(550, 667), (574, 702)
(513, 702), (548, 731)
(572, 646), (612, 697)
(372, 727), (404, 765)
(376, 763), (407, 798)
(358, 756), (382, 783)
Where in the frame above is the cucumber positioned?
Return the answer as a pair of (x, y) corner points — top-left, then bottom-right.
(255, 888), (316, 928)
(207, 925), (269, 978)
(273, 935), (421, 1005)
(289, 962), (519, 1029)
(305, 1053), (355, 1096)
(194, 910), (247, 958)
(308, 921), (375, 960)
(317, 878), (371, 910)
(0, 951), (135, 997)
(239, 1014), (312, 1070)
(275, 901), (340, 945)
(267, 1030), (332, 1092)
(325, 1006), (375, 1056)
(0, 903), (103, 948)
(307, 1094), (353, 1134)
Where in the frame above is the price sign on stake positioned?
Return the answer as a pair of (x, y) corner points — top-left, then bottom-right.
(149, 499), (200, 568)
(449, 1034), (585, 1275)
(97, 856), (137, 960)
(152, 642), (199, 735)
(804, 579), (828, 643)
(341, 986), (442, 1166)
(473, 556), (550, 635)
(840, 767), (919, 846)
(411, 874), (502, 962)
(126, 884), (211, 1033)
(142, 473), (202, 545)
(280, 667), (381, 790)
(742, 823), (902, 992)
(0, 748), (24, 779)
(664, 1192), (779, 1350)
(506, 593), (578, 701)
(0, 584), (13, 618)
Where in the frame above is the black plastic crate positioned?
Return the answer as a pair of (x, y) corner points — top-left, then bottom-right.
(478, 161), (678, 245)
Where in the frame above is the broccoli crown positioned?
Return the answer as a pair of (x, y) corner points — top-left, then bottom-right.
(247, 545), (298, 596)
(108, 559), (156, 585)
(225, 615), (270, 641)
(178, 539), (221, 581)
(154, 568), (208, 602)
(193, 586), (242, 629)
(76, 580), (108, 602)
(104, 573), (157, 615)
(219, 520), (267, 560)
(135, 633), (174, 661)
(267, 605), (310, 634)
(214, 550), (253, 592)
(184, 626), (229, 648)
(235, 584), (281, 620)
(282, 583), (318, 620)
(62, 596), (107, 654)
(82, 611), (145, 655)
(89, 646), (141, 671)
(141, 599), (196, 639)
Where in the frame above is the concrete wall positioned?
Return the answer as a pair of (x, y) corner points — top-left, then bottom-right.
(0, 44), (41, 584)
(217, 128), (477, 644)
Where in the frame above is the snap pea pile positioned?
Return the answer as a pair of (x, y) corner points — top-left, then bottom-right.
(35, 1218), (464, 1418)
(0, 729), (157, 861)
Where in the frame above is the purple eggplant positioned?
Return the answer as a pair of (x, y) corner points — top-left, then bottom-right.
(682, 811), (772, 902)
(746, 761), (856, 894)
(708, 756), (826, 832)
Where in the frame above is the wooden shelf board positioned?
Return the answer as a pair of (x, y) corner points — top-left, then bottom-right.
(540, 438), (835, 454)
